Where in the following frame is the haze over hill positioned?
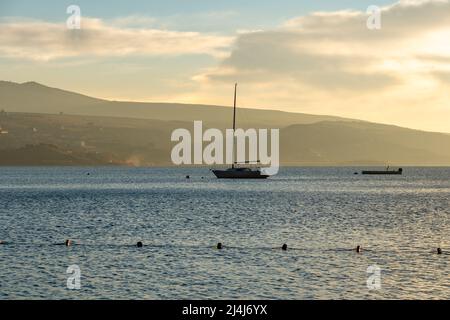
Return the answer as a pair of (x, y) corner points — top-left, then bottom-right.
(1, 81), (450, 166)
(0, 81), (353, 129)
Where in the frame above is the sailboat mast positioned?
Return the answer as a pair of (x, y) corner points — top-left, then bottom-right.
(232, 83), (237, 169)
(233, 83), (237, 132)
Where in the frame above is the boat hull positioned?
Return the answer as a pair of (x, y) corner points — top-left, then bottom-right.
(212, 169), (269, 179)
(361, 170), (403, 175)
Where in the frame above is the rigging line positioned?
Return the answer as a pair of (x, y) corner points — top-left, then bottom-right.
(236, 85), (259, 164)
(232, 83), (237, 169)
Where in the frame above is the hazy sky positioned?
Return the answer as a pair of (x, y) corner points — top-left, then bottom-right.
(1, 0), (450, 132)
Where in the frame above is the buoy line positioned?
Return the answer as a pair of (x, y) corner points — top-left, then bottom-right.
(0, 240), (446, 255)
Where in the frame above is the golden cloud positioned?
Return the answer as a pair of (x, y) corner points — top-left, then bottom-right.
(0, 17), (234, 61)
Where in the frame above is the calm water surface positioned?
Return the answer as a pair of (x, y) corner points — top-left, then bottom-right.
(0, 167), (449, 299)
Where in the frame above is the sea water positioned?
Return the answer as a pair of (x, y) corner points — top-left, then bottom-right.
(0, 167), (448, 299)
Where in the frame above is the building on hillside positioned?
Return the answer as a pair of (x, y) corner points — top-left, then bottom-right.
(0, 125), (9, 134)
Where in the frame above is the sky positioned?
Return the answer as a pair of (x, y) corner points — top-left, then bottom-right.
(1, 0), (450, 132)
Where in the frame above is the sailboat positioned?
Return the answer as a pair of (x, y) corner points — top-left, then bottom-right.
(212, 84), (270, 179)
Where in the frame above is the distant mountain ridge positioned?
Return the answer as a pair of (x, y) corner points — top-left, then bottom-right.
(2, 81), (450, 166)
(1, 112), (450, 166)
(281, 121), (450, 165)
(0, 80), (355, 129)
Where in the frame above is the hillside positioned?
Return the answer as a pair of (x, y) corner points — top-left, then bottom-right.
(0, 143), (119, 166)
(1, 112), (450, 166)
(0, 81), (353, 129)
(281, 121), (450, 165)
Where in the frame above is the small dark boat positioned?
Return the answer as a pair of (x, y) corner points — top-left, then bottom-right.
(212, 167), (269, 179)
(362, 167), (403, 175)
(212, 83), (270, 180)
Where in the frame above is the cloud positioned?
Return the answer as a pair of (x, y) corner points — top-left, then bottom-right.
(109, 15), (158, 28)
(206, 33), (398, 90)
(186, 0), (450, 132)
(1, 1), (450, 132)
(432, 71), (450, 84)
(199, 0), (450, 92)
(0, 17), (234, 61)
